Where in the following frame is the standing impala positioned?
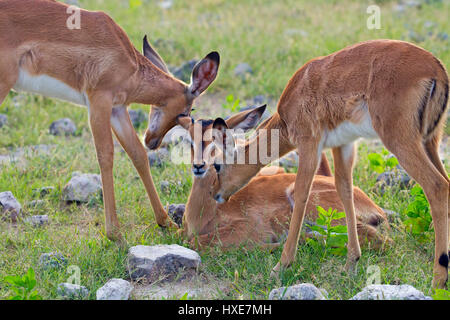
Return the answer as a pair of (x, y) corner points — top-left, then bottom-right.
(0, 0), (220, 240)
(176, 107), (390, 250)
(211, 40), (449, 288)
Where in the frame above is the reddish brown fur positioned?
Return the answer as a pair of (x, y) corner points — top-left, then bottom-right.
(210, 40), (449, 288)
(0, 0), (220, 240)
(178, 112), (390, 251)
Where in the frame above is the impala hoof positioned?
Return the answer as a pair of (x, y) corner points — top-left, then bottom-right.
(270, 262), (281, 278)
(344, 259), (359, 275)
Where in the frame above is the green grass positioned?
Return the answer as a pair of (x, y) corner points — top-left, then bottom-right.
(0, 0), (449, 300)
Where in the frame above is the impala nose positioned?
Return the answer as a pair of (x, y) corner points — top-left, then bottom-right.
(192, 162), (206, 176)
(214, 194), (225, 204)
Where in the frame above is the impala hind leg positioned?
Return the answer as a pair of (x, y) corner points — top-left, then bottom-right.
(332, 143), (361, 273)
(272, 138), (320, 276)
(110, 106), (177, 229)
(424, 135), (450, 247)
(384, 139), (448, 289)
(88, 93), (121, 241)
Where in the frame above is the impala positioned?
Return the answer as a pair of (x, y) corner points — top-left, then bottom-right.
(176, 106), (390, 250)
(0, 0), (220, 240)
(210, 40), (449, 288)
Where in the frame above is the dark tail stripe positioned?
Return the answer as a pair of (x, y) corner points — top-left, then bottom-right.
(426, 83), (449, 137)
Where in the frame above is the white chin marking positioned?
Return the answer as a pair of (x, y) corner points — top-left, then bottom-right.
(13, 68), (88, 106)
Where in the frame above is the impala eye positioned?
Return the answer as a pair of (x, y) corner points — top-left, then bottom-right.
(213, 163), (221, 172)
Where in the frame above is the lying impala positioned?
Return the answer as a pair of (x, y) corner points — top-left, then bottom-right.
(176, 106), (390, 250)
(210, 40), (449, 288)
(0, 0), (220, 240)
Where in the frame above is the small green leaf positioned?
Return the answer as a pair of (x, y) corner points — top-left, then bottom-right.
(329, 225), (347, 233)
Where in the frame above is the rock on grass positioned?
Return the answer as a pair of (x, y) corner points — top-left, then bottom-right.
(269, 283), (327, 300)
(167, 204), (185, 227)
(0, 191), (22, 222)
(49, 118), (77, 136)
(39, 252), (68, 269)
(96, 279), (133, 300)
(62, 173), (102, 203)
(351, 284), (431, 300)
(57, 283), (89, 299)
(0, 114), (7, 128)
(127, 244), (201, 282)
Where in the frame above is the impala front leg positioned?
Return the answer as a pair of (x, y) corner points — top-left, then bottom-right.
(88, 93), (121, 241)
(272, 138), (320, 276)
(110, 106), (177, 229)
(332, 143), (361, 273)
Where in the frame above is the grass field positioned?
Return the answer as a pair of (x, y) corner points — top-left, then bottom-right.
(0, 0), (449, 300)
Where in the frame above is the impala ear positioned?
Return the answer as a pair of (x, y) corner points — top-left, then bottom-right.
(212, 117), (235, 153)
(189, 51), (220, 97)
(143, 35), (170, 74)
(176, 115), (193, 130)
(226, 105), (267, 131)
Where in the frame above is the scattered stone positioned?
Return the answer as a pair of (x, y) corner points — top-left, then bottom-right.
(39, 252), (68, 269)
(27, 200), (46, 209)
(0, 191), (22, 222)
(33, 186), (55, 198)
(26, 215), (49, 227)
(160, 180), (170, 193)
(127, 244), (201, 282)
(167, 204), (185, 227)
(0, 114), (7, 128)
(376, 169), (411, 194)
(96, 279), (133, 300)
(252, 95), (268, 106)
(148, 147), (170, 167)
(57, 283), (89, 299)
(278, 151), (299, 170)
(0, 145), (56, 167)
(49, 118), (77, 136)
(269, 283), (327, 300)
(234, 63), (253, 79)
(62, 173), (102, 203)
(133, 274), (231, 300)
(351, 284), (431, 300)
(171, 59), (199, 82)
(437, 32), (448, 41)
(128, 109), (147, 129)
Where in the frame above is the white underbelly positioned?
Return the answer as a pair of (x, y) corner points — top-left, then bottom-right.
(322, 112), (379, 149)
(13, 68), (88, 107)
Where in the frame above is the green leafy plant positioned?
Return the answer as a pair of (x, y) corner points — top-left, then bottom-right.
(432, 289), (450, 300)
(222, 94), (241, 112)
(306, 206), (348, 257)
(368, 149), (399, 174)
(4, 268), (42, 300)
(403, 184), (432, 238)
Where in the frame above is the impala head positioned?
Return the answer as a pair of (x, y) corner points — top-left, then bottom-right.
(177, 105), (267, 199)
(142, 36), (220, 150)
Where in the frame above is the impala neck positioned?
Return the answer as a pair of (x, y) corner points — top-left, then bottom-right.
(242, 112), (294, 173)
(132, 56), (186, 106)
(184, 172), (218, 237)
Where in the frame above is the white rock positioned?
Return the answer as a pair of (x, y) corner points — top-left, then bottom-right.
(0, 191), (22, 222)
(62, 173), (102, 203)
(96, 279), (133, 300)
(127, 244), (201, 282)
(26, 215), (49, 227)
(269, 283), (327, 300)
(351, 284), (432, 300)
(57, 283), (89, 299)
(0, 114), (7, 128)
